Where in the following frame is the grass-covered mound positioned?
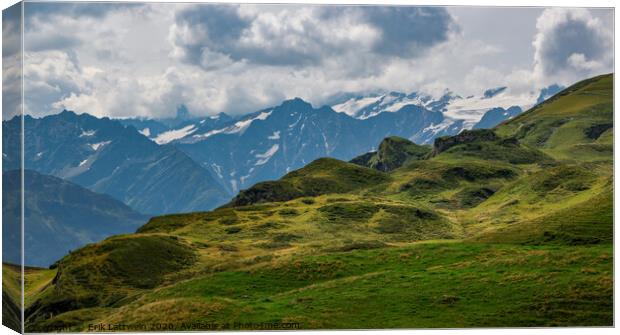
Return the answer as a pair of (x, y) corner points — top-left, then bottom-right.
(473, 184), (612, 245)
(385, 159), (519, 209)
(432, 128), (498, 155)
(25, 235), (196, 330)
(227, 158), (390, 206)
(433, 131), (551, 164)
(137, 194), (461, 261)
(350, 136), (431, 172)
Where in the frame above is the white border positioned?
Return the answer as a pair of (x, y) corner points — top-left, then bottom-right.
(0, 1), (617, 335)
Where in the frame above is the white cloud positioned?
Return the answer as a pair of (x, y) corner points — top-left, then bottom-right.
(2, 4), (23, 119)
(533, 8), (613, 84)
(169, 5), (454, 68)
(566, 53), (603, 72)
(18, 4), (614, 119)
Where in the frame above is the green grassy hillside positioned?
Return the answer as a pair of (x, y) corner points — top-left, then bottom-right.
(14, 74), (613, 331)
(496, 73), (613, 161)
(2, 263), (22, 332)
(226, 158), (391, 206)
(350, 136), (431, 171)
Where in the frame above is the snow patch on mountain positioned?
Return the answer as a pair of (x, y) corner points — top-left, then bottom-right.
(288, 114), (303, 129)
(211, 163), (223, 179)
(139, 128), (151, 137)
(231, 111), (272, 134)
(89, 141), (111, 151)
(382, 96), (429, 113)
(443, 93), (534, 128)
(79, 129), (96, 137)
(332, 92), (438, 120)
(191, 128), (227, 141)
(422, 119), (453, 136)
(154, 124), (197, 144)
(333, 87), (540, 130)
(191, 110), (272, 142)
(268, 131), (281, 140)
(332, 96), (382, 117)
(255, 144), (279, 166)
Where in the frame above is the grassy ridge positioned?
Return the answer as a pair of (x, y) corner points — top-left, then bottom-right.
(496, 73), (613, 161)
(227, 158), (391, 206)
(14, 74), (614, 331)
(473, 183), (613, 245)
(350, 136), (431, 172)
(25, 235), (196, 328)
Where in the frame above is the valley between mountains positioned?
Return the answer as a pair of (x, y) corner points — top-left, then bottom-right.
(3, 74), (613, 330)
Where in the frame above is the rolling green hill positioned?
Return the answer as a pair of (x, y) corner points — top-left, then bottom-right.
(12, 74), (613, 331)
(225, 158), (390, 207)
(350, 136), (431, 172)
(495, 73), (613, 161)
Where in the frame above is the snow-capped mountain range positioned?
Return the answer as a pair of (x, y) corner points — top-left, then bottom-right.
(0, 82), (566, 269)
(3, 84), (562, 216)
(331, 85), (560, 130)
(132, 84), (561, 146)
(112, 84), (561, 194)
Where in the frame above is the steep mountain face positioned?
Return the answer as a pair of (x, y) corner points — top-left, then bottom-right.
(3, 170), (149, 267)
(171, 98), (445, 193)
(2, 111), (229, 214)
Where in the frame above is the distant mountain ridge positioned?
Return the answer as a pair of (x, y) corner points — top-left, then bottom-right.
(118, 84), (561, 145)
(3, 170), (149, 267)
(329, 85), (561, 128)
(2, 111), (229, 214)
(3, 83), (564, 212)
(171, 98), (450, 193)
(150, 84), (558, 193)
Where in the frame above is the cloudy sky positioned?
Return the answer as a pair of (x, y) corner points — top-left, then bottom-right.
(3, 2), (614, 119)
